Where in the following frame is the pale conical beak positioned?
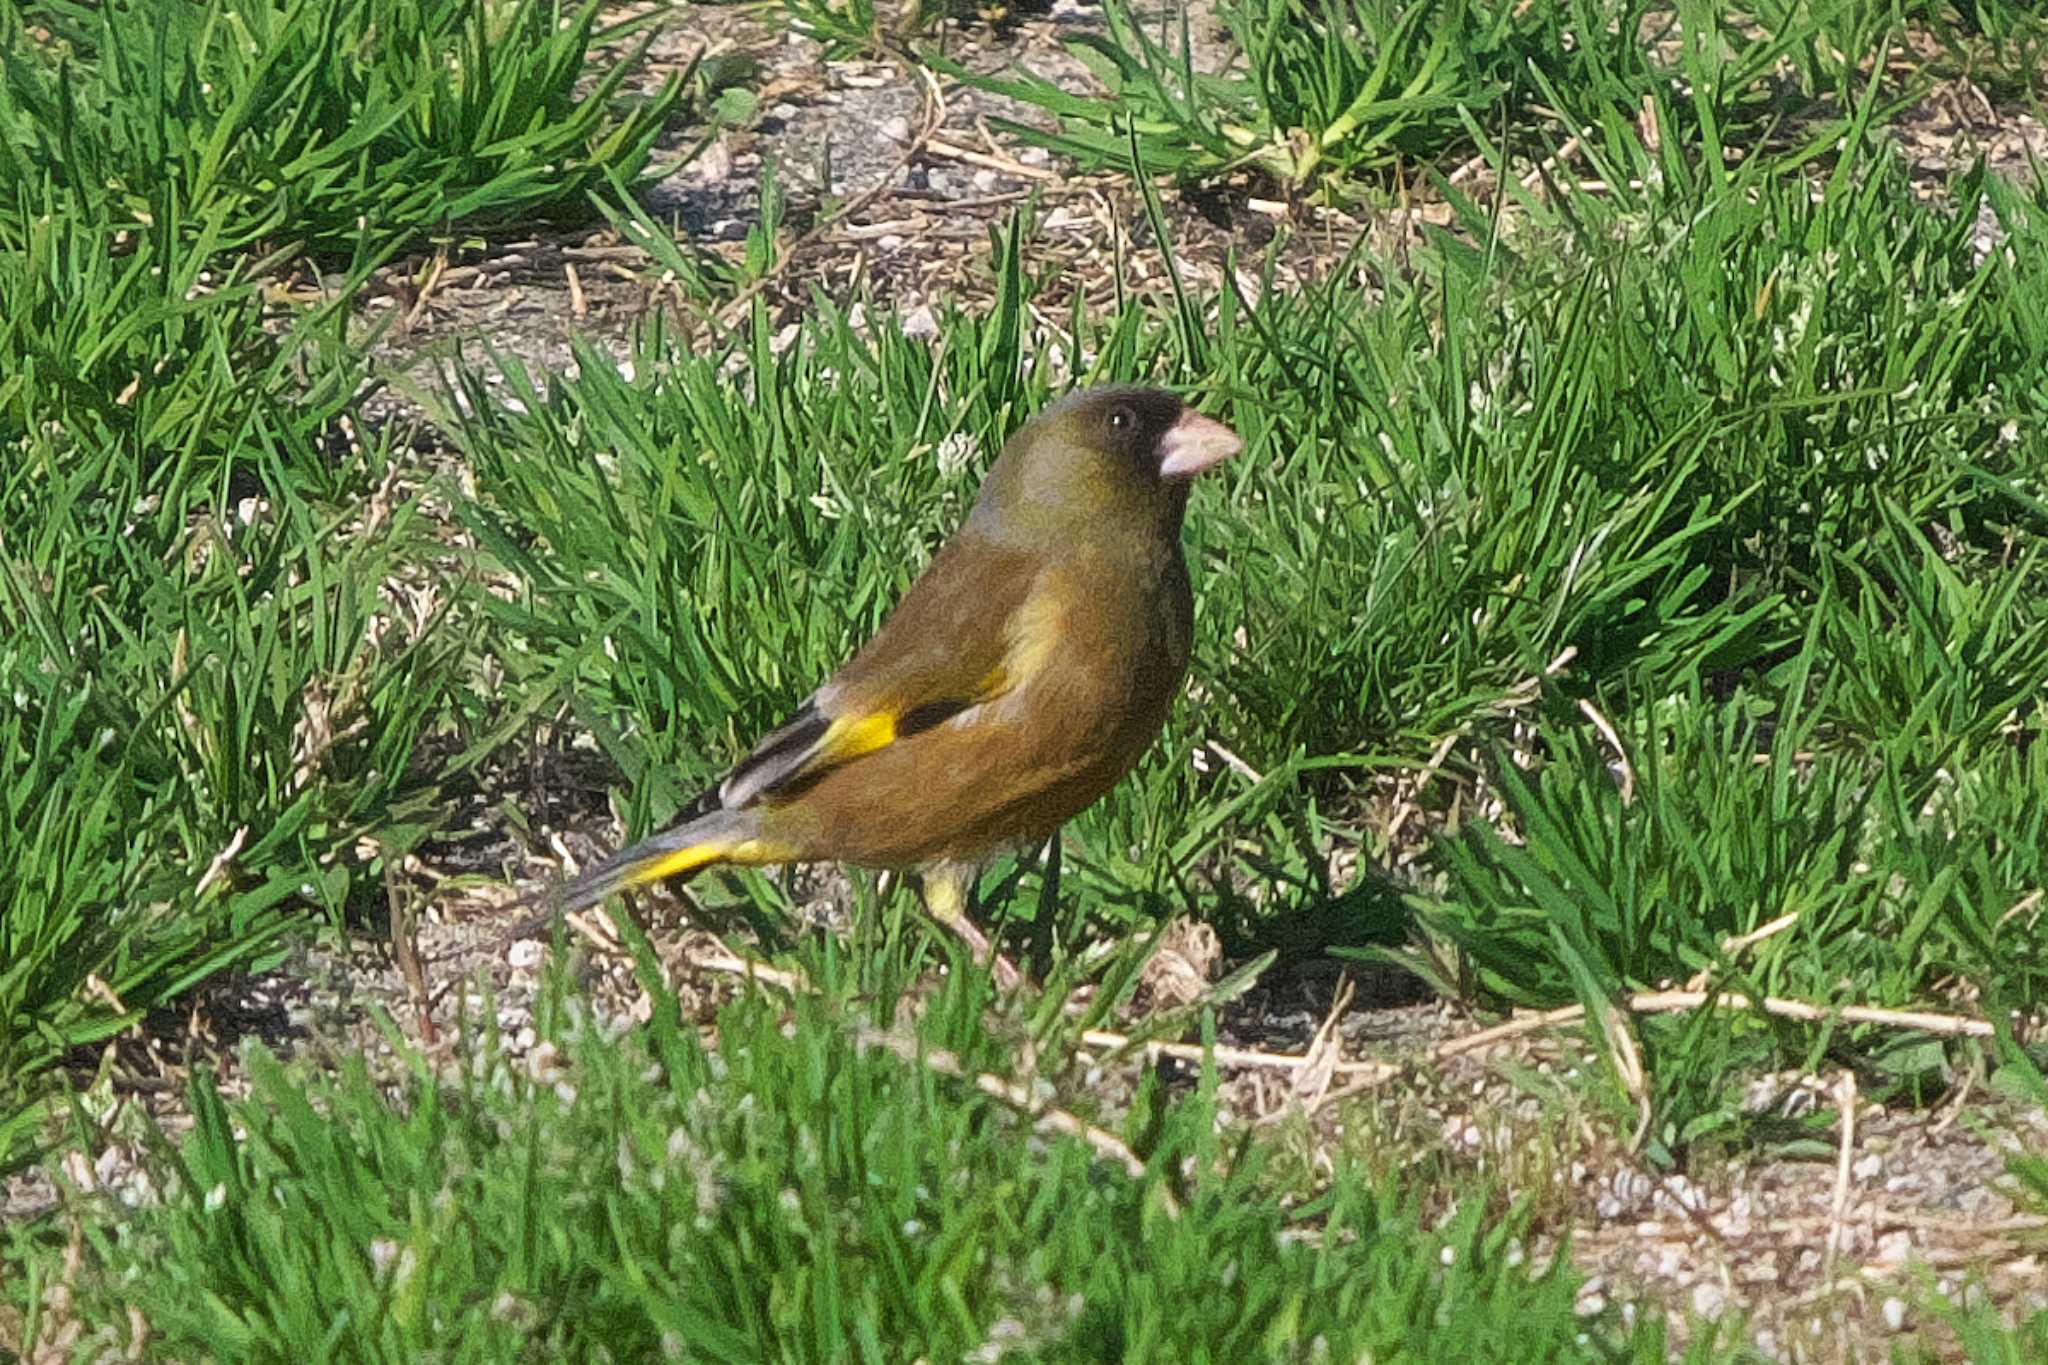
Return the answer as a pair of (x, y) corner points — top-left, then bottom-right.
(1157, 408), (1243, 478)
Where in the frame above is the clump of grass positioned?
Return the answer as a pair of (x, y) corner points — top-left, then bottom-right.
(7, 947), (1680, 1361)
(1, 0), (684, 256)
(940, 0), (1577, 192)
(784, 0), (1033, 58)
(940, 0), (1937, 198)
(0, 0), (662, 1166)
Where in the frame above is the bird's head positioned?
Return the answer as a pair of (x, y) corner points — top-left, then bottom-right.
(970, 386), (1243, 543)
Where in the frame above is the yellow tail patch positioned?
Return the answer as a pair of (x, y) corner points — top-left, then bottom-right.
(625, 837), (789, 888)
(627, 842), (727, 887)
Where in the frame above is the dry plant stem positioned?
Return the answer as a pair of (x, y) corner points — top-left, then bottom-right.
(1074, 1029), (1396, 1078)
(193, 825), (248, 898)
(386, 857), (437, 1047)
(1438, 990), (1999, 1060)
(925, 136), (1057, 181)
(1576, 696), (1634, 805)
(1684, 911), (1801, 990)
(663, 946), (1180, 1210)
(1201, 739), (1265, 785)
(852, 1021), (1180, 1218)
(1520, 132), (1588, 190)
(1733, 1209), (2048, 1237)
(1598, 1003), (1651, 1151)
(1292, 974), (1358, 1113)
(1825, 1070), (1859, 1266)
(1382, 727), (1464, 850)
(682, 943), (1398, 1078)
(1998, 889), (2044, 929)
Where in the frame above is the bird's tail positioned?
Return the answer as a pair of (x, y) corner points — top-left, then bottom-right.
(555, 806), (785, 914)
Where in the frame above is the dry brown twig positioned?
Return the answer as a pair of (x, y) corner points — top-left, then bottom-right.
(1078, 1027), (1398, 1081)
(852, 1021), (1179, 1218)
(926, 135), (1057, 182)
(1576, 696), (1634, 805)
(1825, 1070), (1860, 1266)
(386, 855), (437, 1048)
(1682, 911), (1801, 991)
(641, 936), (1185, 1215)
(1439, 989), (1999, 1063)
(1292, 973), (1358, 1113)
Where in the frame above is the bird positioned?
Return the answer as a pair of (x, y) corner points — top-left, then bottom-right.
(540, 385), (1243, 982)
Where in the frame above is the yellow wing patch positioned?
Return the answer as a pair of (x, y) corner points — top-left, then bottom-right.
(815, 711), (898, 766)
(723, 577), (1066, 810)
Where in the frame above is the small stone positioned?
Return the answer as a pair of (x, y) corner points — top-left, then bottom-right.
(876, 234), (905, 251)
(770, 102), (798, 122)
(1018, 146), (1050, 166)
(1875, 1231), (1913, 1264)
(902, 304), (939, 339)
(1691, 1282), (1727, 1321)
(1956, 1186), (2000, 1216)
(1882, 1297), (1907, 1331)
(878, 115), (912, 144)
(1853, 1153), (1882, 1181)
(927, 169), (952, 193)
(971, 169), (998, 192)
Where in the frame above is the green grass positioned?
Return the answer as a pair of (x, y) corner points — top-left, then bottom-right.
(939, 0), (1981, 198)
(784, 0), (1014, 58)
(7, 0), (2048, 1356)
(8, 945), (1706, 1363)
(2, 0), (684, 255)
(0, 0), (696, 1168)
(441, 108), (2048, 1163)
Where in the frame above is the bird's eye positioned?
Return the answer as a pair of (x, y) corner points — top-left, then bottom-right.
(1108, 406), (1135, 433)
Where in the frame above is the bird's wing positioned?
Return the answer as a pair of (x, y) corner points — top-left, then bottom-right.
(717, 535), (1055, 811)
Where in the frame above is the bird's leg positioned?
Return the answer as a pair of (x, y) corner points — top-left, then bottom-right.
(921, 861), (1024, 990)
